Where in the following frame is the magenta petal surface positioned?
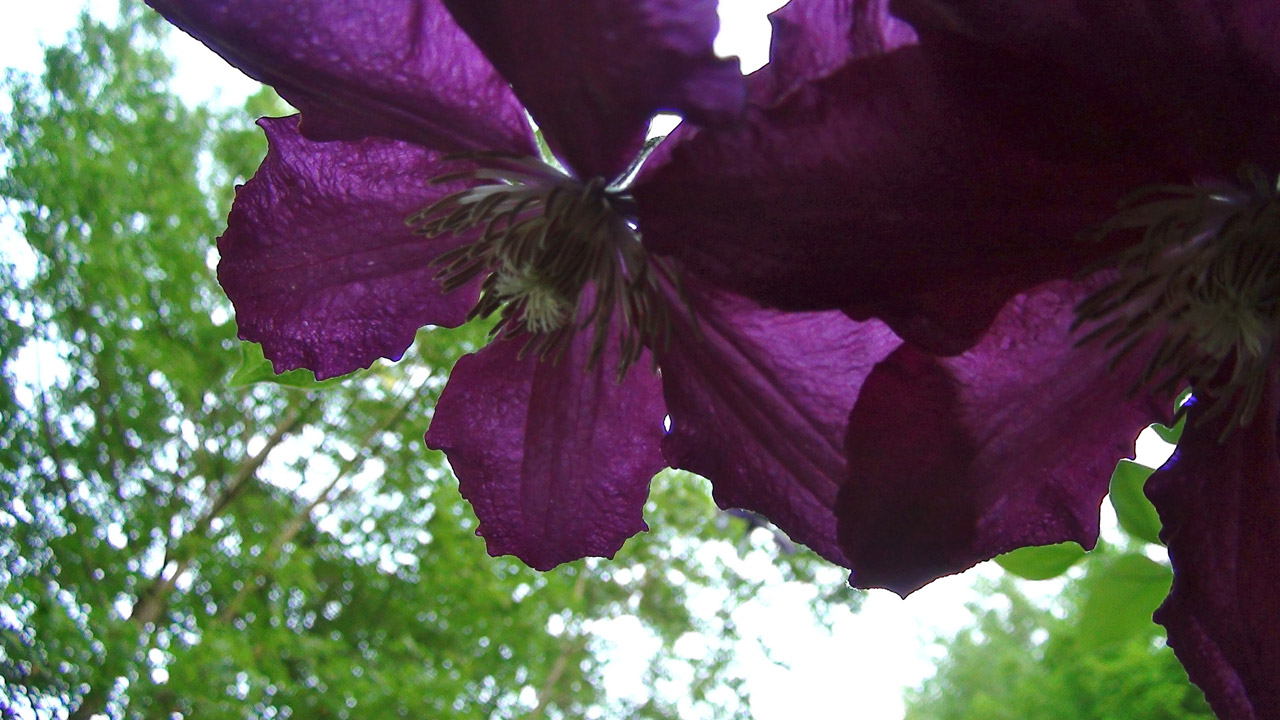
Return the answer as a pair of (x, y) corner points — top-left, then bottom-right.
(895, 0), (1280, 163)
(424, 330), (667, 571)
(1147, 382), (1280, 720)
(145, 0), (533, 155)
(658, 276), (900, 566)
(218, 116), (479, 379)
(638, 3), (1280, 351)
(637, 47), (1155, 350)
(837, 280), (1167, 595)
(892, 0), (1280, 178)
(750, 0), (916, 106)
(442, 0), (744, 179)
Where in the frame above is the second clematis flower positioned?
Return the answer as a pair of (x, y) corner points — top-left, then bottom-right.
(145, 0), (918, 573)
(636, 2), (1279, 718)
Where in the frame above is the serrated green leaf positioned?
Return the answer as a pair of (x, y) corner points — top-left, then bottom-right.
(995, 542), (1087, 580)
(228, 340), (353, 389)
(1109, 459), (1164, 545)
(1078, 553), (1172, 650)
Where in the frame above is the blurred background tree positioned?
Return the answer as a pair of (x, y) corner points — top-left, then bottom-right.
(905, 547), (1214, 720)
(0, 4), (851, 718)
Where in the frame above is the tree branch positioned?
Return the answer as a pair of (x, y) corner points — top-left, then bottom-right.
(216, 387), (419, 623)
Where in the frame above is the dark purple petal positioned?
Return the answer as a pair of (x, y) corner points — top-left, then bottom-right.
(637, 0), (915, 187)
(146, 0), (534, 155)
(844, 281), (1018, 356)
(637, 47), (1152, 351)
(442, 0), (745, 179)
(891, 0), (1280, 176)
(836, 280), (1168, 595)
(750, 0), (917, 107)
(1232, 1), (1280, 77)
(637, 7), (1280, 352)
(894, 0), (1280, 171)
(1147, 380), (1280, 720)
(658, 275), (900, 566)
(424, 328), (667, 571)
(219, 116), (480, 379)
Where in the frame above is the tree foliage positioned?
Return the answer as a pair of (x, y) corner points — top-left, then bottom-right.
(906, 549), (1213, 720)
(0, 5), (849, 718)
(908, 445), (1214, 720)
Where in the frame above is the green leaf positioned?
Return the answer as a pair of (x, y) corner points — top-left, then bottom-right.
(1109, 460), (1164, 545)
(1174, 387), (1194, 409)
(1150, 416), (1185, 445)
(1152, 389), (1192, 443)
(228, 341), (354, 389)
(1078, 553), (1172, 650)
(995, 542), (1087, 580)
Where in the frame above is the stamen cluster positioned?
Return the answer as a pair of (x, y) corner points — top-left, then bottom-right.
(1076, 165), (1280, 435)
(407, 153), (680, 375)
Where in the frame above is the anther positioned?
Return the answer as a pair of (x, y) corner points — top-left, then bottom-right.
(406, 152), (683, 378)
(1075, 164), (1280, 438)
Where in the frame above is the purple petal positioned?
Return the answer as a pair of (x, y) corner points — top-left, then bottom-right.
(1232, 1), (1280, 77)
(892, 0), (1280, 175)
(844, 281), (1020, 356)
(836, 279), (1169, 595)
(146, 0), (533, 155)
(898, 0), (1280, 120)
(441, 0), (745, 179)
(658, 275), (900, 566)
(637, 47), (1151, 351)
(219, 116), (480, 379)
(1146, 383), (1280, 720)
(750, 0), (917, 106)
(637, 7), (1280, 352)
(424, 328), (667, 571)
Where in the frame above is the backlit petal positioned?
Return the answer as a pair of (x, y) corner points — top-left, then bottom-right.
(638, 3), (1280, 351)
(659, 276), (900, 565)
(442, 0), (744, 179)
(837, 280), (1168, 595)
(750, 0), (916, 107)
(425, 328), (667, 570)
(637, 46), (1158, 351)
(894, 0), (1280, 170)
(146, 0), (533, 154)
(219, 116), (480, 379)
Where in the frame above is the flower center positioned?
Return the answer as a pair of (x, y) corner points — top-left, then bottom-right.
(406, 152), (679, 375)
(1075, 165), (1280, 435)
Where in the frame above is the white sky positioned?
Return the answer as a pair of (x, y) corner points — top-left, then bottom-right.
(1, 3), (1178, 719)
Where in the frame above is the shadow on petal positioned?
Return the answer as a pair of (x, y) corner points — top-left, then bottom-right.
(838, 279), (1170, 596)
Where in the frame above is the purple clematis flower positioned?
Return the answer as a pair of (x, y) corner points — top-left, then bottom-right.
(147, 0), (937, 577)
(636, 1), (1280, 717)
(144, 0), (750, 571)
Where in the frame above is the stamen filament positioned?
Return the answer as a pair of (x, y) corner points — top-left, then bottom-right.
(406, 152), (687, 377)
(1076, 164), (1280, 439)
